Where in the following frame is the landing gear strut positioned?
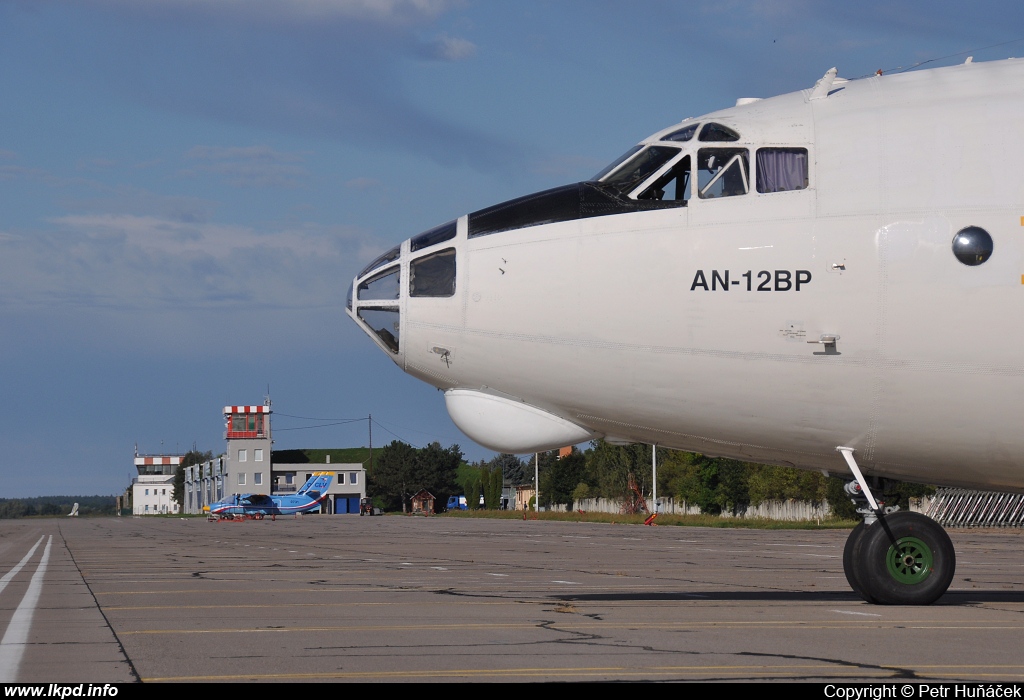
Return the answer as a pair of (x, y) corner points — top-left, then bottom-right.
(837, 447), (955, 605)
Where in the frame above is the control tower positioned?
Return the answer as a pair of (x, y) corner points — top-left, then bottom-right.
(132, 451), (181, 514)
(224, 401), (272, 496)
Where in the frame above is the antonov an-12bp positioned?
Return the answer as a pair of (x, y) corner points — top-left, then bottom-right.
(348, 58), (1024, 605)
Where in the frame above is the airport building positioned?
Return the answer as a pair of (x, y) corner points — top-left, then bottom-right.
(131, 454), (181, 515)
(182, 402), (367, 515)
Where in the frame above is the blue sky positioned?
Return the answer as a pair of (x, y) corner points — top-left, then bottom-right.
(2, 0), (1023, 497)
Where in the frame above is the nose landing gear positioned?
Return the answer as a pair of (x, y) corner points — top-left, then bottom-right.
(838, 448), (956, 605)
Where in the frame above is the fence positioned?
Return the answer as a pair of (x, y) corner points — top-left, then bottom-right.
(564, 491), (1024, 526)
(924, 488), (1024, 528)
(570, 496), (833, 521)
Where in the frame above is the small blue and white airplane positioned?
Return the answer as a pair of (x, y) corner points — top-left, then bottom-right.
(206, 472), (333, 520)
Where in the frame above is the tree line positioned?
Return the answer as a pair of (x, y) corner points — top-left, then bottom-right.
(504, 442), (930, 518)
(0, 496), (117, 519)
(366, 439), (932, 518)
(367, 441), (464, 512)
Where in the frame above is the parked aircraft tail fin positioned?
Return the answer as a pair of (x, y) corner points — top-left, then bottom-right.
(297, 471), (334, 498)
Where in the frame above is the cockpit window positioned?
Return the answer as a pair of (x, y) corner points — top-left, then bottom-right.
(600, 146), (681, 194)
(591, 145), (643, 181)
(661, 124), (698, 142)
(357, 265), (399, 301)
(357, 308), (400, 354)
(698, 123), (741, 142)
(756, 148), (808, 193)
(358, 244), (400, 278)
(637, 155), (690, 203)
(410, 248), (456, 297)
(410, 220), (457, 252)
(697, 148), (749, 199)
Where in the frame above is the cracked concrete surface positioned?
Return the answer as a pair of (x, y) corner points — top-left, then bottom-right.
(2, 517), (1024, 682)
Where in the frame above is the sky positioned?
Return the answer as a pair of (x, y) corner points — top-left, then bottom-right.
(3, 0), (1024, 497)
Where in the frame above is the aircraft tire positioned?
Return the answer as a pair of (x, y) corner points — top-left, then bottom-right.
(842, 523), (878, 603)
(856, 511), (955, 605)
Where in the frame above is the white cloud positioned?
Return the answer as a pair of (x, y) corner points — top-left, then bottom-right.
(0, 163), (51, 182)
(345, 176), (382, 190)
(182, 145), (310, 188)
(84, 0), (463, 27)
(419, 34), (477, 61)
(59, 187), (218, 224)
(186, 145), (305, 162)
(0, 214), (384, 312)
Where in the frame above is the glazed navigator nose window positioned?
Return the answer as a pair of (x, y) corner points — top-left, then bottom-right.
(357, 266), (399, 301)
(357, 308), (400, 353)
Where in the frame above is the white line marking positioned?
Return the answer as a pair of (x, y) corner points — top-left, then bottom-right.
(0, 535), (52, 682)
(0, 537), (44, 597)
(830, 609), (881, 617)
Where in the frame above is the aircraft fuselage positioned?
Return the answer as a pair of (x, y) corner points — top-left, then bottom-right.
(349, 59), (1024, 493)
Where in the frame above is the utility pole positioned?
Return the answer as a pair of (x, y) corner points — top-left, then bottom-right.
(534, 453), (539, 512)
(652, 444), (658, 513)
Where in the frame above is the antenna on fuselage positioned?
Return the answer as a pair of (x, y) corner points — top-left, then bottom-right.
(809, 67), (838, 100)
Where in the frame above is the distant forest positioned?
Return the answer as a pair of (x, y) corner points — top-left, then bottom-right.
(0, 496), (117, 519)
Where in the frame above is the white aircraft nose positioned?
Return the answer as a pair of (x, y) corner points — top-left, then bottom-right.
(348, 219), (459, 360)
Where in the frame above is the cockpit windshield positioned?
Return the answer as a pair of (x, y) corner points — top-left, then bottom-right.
(590, 145), (642, 181)
(597, 146), (681, 194)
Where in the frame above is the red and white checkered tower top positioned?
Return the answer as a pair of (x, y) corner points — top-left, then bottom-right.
(224, 402), (272, 440)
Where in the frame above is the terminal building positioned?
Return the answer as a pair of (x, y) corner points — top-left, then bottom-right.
(181, 402), (367, 515)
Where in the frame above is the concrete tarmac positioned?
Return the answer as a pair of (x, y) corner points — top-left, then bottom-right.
(2, 515), (1024, 683)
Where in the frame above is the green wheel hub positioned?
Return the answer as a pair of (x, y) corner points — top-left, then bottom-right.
(885, 536), (933, 584)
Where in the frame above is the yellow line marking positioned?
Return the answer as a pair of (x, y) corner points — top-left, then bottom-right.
(105, 601), (516, 610)
(121, 620), (1024, 635)
(141, 665), (1024, 682)
(139, 666), (878, 681)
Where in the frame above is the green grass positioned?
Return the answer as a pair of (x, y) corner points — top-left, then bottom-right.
(439, 509), (856, 529)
